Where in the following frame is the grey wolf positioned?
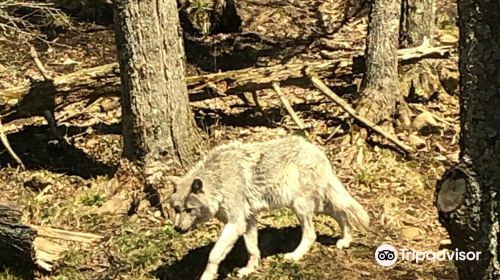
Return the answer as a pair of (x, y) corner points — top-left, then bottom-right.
(168, 136), (369, 280)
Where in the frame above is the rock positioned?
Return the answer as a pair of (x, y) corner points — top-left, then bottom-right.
(24, 174), (52, 191)
(412, 112), (440, 135)
(409, 134), (426, 149)
(439, 34), (458, 44)
(439, 67), (459, 95)
(400, 226), (423, 240)
(360, 271), (371, 277)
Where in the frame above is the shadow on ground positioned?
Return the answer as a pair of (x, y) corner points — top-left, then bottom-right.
(0, 125), (116, 178)
(153, 226), (339, 280)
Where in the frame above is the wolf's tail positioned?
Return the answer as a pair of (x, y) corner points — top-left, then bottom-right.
(326, 174), (370, 231)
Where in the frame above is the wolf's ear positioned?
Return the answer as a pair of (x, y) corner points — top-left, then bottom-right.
(167, 176), (181, 185)
(191, 179), (203, 194)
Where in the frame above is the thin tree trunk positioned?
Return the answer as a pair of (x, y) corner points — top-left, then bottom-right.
(357, 0), (401, 124)
(178, 0), (241, 35)
(435, 1), (500, 279)
(113, 0), (203, 171)
(400, 0), (435, 48)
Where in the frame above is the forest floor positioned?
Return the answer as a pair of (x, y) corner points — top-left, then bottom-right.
(0, 0), (460, 279)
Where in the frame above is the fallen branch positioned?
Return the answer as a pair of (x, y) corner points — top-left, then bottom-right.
(272, 82), (307, 131)
(309, 75), (415, 154)
(0, 201), (102, 272)
(0, 118), (24, 169)
(29, 44), (52, 81)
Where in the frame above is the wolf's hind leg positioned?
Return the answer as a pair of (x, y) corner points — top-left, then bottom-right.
(284, 198), (316, 261)
(325, 209), (352, 249)
(236, 217), (260, 278)
(336, 217), (352, 249)
(201, 223), (246, 280)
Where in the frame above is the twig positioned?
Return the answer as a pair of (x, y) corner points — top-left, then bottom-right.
(28, 44), (52, 80)
(272, 82), (307, 130)
(309, 75), (415, 154)
(29, 43), (69, 146)
(43, 110), (68, 145)
(325, 124), (344, 142)
(0, 118), (25, 169)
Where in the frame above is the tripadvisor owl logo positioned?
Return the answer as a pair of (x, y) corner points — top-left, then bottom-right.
(375, 244), (398, 267)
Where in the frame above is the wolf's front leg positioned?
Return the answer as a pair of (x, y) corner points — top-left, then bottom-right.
(237, 217), (260, 278)
(200, 223), (245, 280)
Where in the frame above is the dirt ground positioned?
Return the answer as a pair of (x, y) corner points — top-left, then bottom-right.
(0, 0), (460, 279)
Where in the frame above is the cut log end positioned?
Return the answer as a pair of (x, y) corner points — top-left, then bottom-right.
(436, 177), (467, 213)
(435, 165), (472, 216)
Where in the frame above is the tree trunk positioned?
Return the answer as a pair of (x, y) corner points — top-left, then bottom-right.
(113, 0), (203, 171)
(178, 0), (241, 35)
(435, 1), (500, 279)
(400, 0), (435, 48)
(357, 0), (401, 124)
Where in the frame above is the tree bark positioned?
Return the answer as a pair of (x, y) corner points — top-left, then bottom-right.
(357, 0), (401, 124)
(113, 0), (203, 171)
(400, 0), (435, 48)
(435, 1), (500, 279)
(0, 202), (37, 271)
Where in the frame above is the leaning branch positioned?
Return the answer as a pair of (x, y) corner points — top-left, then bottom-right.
(0, 118), (24, 169)
(272, 82), (307, 130)
(310, 75), (415, 154)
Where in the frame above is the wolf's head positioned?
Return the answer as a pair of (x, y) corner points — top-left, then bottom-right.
(168, 177), (213, 233)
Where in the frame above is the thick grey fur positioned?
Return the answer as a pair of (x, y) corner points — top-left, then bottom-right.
(169, 136), (369, 280)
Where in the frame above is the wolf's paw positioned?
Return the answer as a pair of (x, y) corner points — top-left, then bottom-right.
(336, 238), (351, 249)
(200, 271), (217, 280)
(236, 266), (255, 278)
(283, 252), (304, 261)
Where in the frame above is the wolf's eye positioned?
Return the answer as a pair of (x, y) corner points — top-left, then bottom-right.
(174, 206), (181, 213)
(185, 208), (193, 213)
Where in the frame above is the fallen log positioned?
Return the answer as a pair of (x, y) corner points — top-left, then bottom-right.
(0, 45), (453, 122)
(0, 63), (121, 119)
(0, 201), (102, 272)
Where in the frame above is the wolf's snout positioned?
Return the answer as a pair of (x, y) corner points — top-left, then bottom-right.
(174, 225), (188, 234)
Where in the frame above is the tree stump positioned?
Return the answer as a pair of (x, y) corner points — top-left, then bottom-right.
(0, 201), (102, 272)
(0, 202), (37, 270)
